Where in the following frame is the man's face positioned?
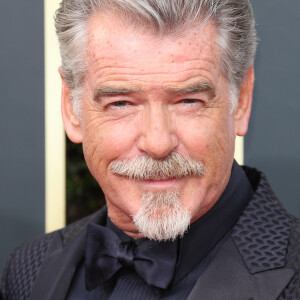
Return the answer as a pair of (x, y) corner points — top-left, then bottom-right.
(62, 14), (252, 238)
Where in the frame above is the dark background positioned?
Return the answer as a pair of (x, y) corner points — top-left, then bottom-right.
(0, 0), (299, 273)
(246, 0), (300, 216)
(0, 0), (45, 273)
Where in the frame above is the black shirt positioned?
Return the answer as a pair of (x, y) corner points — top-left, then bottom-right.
(66, 161), (253, 299)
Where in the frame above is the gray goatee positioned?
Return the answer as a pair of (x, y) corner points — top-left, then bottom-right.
(109, 152), (206, 241)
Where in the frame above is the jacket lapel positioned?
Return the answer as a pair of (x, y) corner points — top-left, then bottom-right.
(187, 237), (294, 300)
(29, 229), (86, 300)
(29, 208), (107, 300)
(188, 170), (295, 300)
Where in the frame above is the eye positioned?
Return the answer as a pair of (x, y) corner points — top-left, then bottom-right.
(180, 99), (202, 104)
(176, 98), (205, 113)
(111, 100), (128, 107)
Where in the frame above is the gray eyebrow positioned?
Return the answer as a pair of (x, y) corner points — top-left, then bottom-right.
(93, 85), (141, 100)
(165, 81), (216, 97)
(93, 81), (216, 101)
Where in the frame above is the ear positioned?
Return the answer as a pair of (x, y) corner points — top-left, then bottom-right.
(59, 67), (83, 143)
(234, 66), (254, 136)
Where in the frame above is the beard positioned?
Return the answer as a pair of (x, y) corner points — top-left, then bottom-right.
(133, 190), (191, 241)
(109, 152), (205, 241)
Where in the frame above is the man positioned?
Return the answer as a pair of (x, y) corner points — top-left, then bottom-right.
(1, 0), (300, 299)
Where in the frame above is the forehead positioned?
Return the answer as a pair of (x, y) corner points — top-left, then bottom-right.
(85, 13), (222, 88)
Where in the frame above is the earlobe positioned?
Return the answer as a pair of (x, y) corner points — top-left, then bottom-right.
(59, 67), (83, 143)
(234, 66), (254, 137)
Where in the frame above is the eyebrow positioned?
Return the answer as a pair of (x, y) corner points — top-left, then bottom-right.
(93, 85), (141, 100)
(165, 81), (216, 97)
(93, 80), (216, 101)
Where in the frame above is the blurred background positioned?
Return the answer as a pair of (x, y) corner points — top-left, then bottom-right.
(0, 0), (299, 273)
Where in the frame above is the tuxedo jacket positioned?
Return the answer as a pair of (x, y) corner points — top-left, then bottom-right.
(2, 167), (300, 300)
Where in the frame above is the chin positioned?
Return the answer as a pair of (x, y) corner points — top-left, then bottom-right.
(132, 190), (192, 241)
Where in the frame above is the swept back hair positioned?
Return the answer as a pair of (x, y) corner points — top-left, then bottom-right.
(55, 0), (257, 115)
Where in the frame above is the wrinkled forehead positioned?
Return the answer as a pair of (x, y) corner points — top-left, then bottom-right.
(85, 12), (221, 79)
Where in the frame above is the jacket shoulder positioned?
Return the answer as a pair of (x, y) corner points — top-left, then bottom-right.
(279, 216), (300, 299)
(1, 231), (57, 300)
(1, 208), (106, 300)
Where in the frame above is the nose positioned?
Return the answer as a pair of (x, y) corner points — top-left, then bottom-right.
(137, 105), (179, 158)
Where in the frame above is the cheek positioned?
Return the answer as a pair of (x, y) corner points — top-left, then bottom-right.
(81, 118), (138, 179)
(179, 114), (234, 164)
(81, 129), (104, 181)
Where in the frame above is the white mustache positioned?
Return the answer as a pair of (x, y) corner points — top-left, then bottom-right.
(109, 152), (206, 180)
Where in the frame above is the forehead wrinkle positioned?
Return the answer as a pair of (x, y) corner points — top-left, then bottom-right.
(91, 58), (217, 74)
(91, 72), (220, 95)
(93, 66), (218, 83)
(87, 17), (221, 83)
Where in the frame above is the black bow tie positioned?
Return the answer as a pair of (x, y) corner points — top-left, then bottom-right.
(85, 223), (178, 291)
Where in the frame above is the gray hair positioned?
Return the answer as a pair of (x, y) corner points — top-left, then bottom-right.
(55, 0), (257, 116)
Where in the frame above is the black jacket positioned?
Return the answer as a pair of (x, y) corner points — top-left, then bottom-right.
(1, 167), (300, 300)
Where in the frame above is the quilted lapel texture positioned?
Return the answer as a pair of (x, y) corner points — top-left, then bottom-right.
(231, 168), (292, 274)
(1, 233), (55, 300)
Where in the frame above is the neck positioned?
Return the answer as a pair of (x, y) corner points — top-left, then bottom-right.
(107, 206), (143, 239)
